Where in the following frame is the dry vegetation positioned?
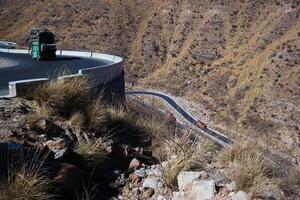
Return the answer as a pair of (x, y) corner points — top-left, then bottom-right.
(0, 155), (58, 200)
(218, 141), (284, 199)
(160, 134), (215, 189)
(0, 0), (298, 159)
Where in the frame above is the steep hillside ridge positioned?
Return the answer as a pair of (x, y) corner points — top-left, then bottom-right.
(0, 0), (299, 156)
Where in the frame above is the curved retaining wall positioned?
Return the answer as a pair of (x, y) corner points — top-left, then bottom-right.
(0, 48), (124, 102)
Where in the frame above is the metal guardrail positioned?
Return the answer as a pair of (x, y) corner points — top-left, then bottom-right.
(0, 48), (124, 97)
(0, 41), (17, 49)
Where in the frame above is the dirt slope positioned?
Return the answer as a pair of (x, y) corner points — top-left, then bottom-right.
(0, 0), (299, 156)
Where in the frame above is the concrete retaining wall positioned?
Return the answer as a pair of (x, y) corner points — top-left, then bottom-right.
(0, 48), (125, 102)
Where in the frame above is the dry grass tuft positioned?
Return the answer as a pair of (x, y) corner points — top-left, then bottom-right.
(161, 133), (214, 189)
(0, 158), (58, 200)
(68, 112), (85, 129)
(75, 138), (107, 166)
(219, 141), (283, 198)
(280, 165), (300, 198)
(86, 99), (107, 132)
(218, 140), (260, 165)
(34, 75), (91, 118)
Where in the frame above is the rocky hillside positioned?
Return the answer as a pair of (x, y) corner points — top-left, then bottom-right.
(0, 0), (299, 156)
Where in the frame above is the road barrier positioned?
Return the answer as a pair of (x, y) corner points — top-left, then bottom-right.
(0, 48), (123, 98)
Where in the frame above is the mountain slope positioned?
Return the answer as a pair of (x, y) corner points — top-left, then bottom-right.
(0, 0), (299, 156)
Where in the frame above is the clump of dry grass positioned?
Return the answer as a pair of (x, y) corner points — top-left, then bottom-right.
(161, 133), (215, 189)
(280, 165), (300, 198)
(34, 75), (91, 118)
(0, 157), (58, 200)
(218, 141), (282, 198)
(28, 73), (108, 133)
(85, 99), (107, 132)
(75, 138), (108, 166)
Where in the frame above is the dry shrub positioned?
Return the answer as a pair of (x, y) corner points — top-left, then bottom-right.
(68, 112), (85, 129)
(218, 140), (261, 165)
(280, 165), (300, 198)
(75, 138), (107, 166)
(86, 99), (107, 132)
(34, 75), (91, 118)
(26, 102), (52, 130)
(161, 133), (215, 189)
(219, 141), (283, 198)
(0, 155), (58, 200)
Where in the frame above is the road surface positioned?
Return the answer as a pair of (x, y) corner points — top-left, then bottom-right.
(126, 90), (233, 146)
(0, 52), (112, 96)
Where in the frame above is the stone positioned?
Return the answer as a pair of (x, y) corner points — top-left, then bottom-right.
(135, 168), (146, 178)
(156, 195), (167, 200)
(146, 167), (162, 177)
(143, 188), (154, 198)
(142, 177), (163, 189)
(190, 180), (216, 200)
(177, 171), (202, 191)
(51, 162), (82, 194)
(172, 191), (190, 200)
(129, 172), (140, 184)
(30, 118), (50, 132)
(226, 181), (236, 192)
(129, 158), (140, 170)
(54, 148), (67, 159)
(44, 138), (67, 152)
(122, 184), (130, 197)
(232, 191), (249, 200)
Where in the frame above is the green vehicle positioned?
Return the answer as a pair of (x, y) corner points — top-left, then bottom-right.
(27, 28), (56, 60)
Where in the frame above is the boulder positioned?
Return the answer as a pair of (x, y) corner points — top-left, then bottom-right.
(129, 172), (140, 184)
(177, 171), (203, 191)
(226, 181), (236, 192)
(49, 162), (82, 198)
(190, 179), (216, 200)
(143, 188), (154, 198)
(146, 167), (162, 177)
(142, 177), (163, 189)
(44, 138), (68, 159)
(232, 191), (249, 200)
(44, 138), (67, 151)
(129, 158), (140, 170)
(135, 168), (146, 178)
(172, 191), (190, 200)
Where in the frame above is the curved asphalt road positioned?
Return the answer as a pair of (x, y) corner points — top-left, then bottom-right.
(0, 52), (113, 96)
(126, 90), (233, 146)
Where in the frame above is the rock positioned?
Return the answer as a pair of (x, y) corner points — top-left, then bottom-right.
(54, 148), (67, 159)
(190, 180), (216, 200)
(129, 158), (140, 170)
(44, 138), (67, 151)
(177, 171), (202, 191)
(129, 172), (140, 184)
(226, 181), (236, 192)
(143, 188), (154, 198)
(142, 177), (163, 189)
(122, 184), (130, 197)
(50, 162), (82, 195)
(172, 191), (190, 200)
(44, 138), (69, 159)
(135, 168), (146, 178)
(232, 191), (249, 200)
(146, 167), (162, 177)
(29, 118), (51, 132)
(156, 195), (167, 200)
(213, 174), (227, 187)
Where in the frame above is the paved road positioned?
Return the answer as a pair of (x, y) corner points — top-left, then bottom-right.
(126, 90), (233, 146)
(0, 52), (112, 96)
